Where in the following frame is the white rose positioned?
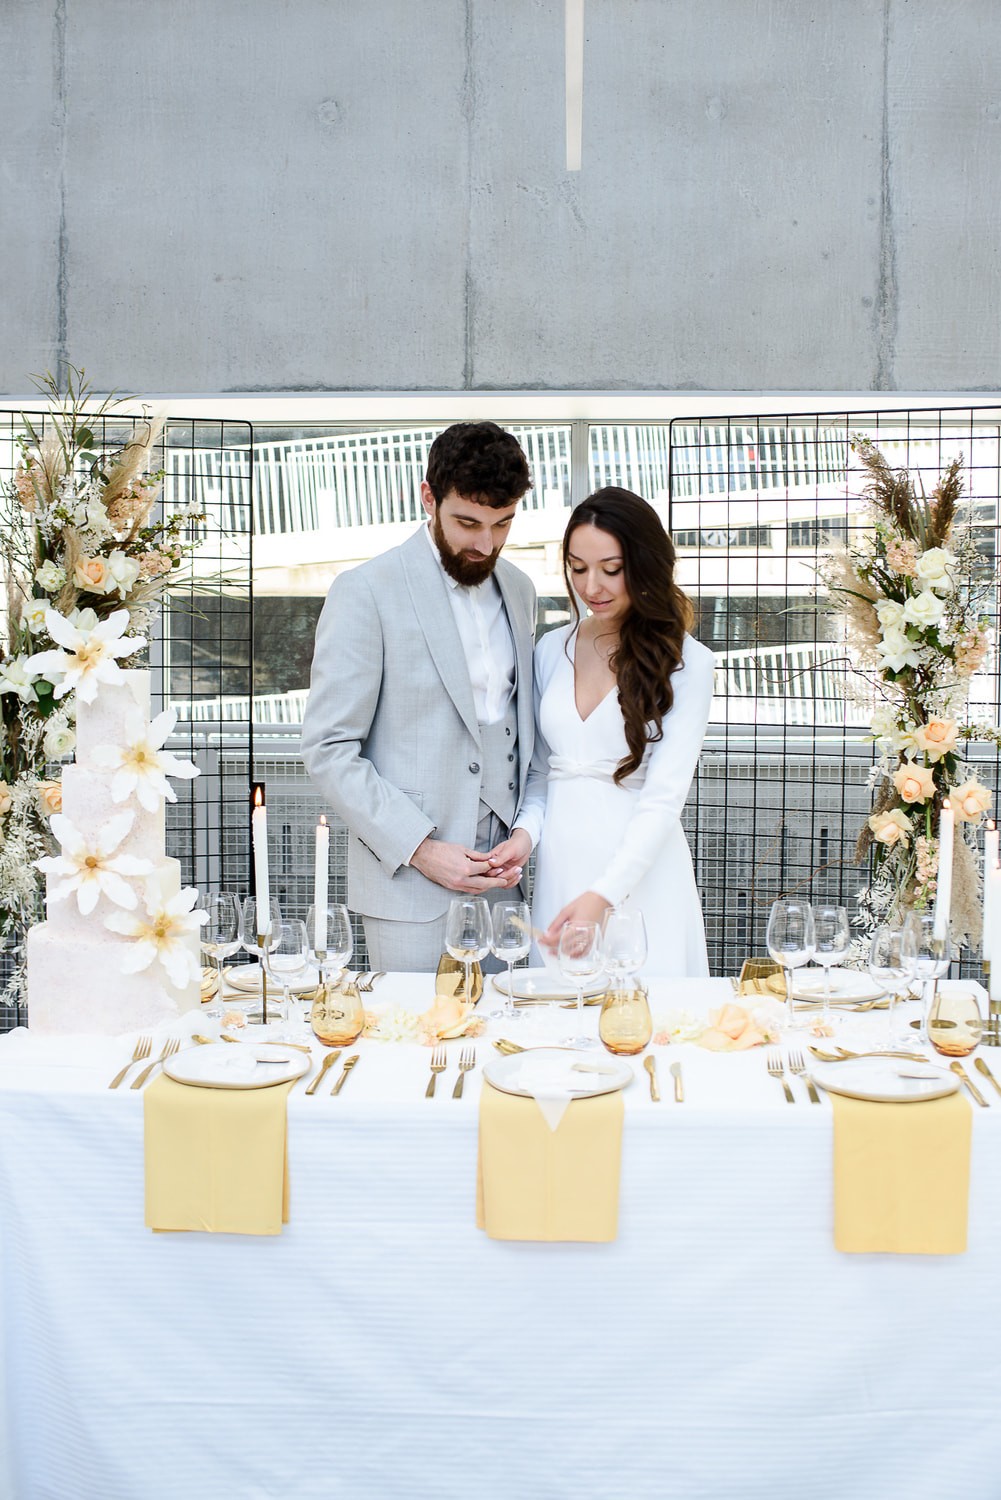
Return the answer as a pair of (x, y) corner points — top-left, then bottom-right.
(0, 656), (39, 702)
(902, 590), (946, 629)
(106, 550), (141, 598)
(35, 560), (66, 591)
(23, 598), (50, 634)
(915, 547), (956, 594)
(43, 723), (76, 759)
(876, 628), (921, 673)
(876, 600), (906, 630)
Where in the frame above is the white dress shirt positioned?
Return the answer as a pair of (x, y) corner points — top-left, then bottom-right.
(424, 524), (515, 725)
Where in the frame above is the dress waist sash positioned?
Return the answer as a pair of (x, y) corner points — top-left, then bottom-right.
(548, 755), (646, 789)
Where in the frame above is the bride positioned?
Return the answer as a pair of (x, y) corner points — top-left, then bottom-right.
(492, 487), (715, 977)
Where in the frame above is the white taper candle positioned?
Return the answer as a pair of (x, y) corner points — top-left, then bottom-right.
(932, 799), (954, 944)
(314, 816), (329, 951)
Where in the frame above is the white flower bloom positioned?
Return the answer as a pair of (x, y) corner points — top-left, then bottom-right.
(22, 599), (50, 635)
(35, 560), (66, 591)
(105, 884), (206, 989)
(915, 546), (956, 594)
(902, 589), (946, 630)
(36, 811), (151, 915)
(90, 706), (199, 811)
(106, 550), (142, 598)
(26, 607), (147, 704)
(0, 655), (40, 702)
(43, 721), (76, 759)
(876, 628), (921, 673)
(875, 599), (905, 630)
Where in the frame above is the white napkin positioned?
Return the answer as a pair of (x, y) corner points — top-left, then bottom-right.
(504, 1052), (621, 1131)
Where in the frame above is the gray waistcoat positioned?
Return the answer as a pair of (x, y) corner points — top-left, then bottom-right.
(477, 700), (520, 831)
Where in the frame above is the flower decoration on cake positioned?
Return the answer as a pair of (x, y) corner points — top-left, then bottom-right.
(105, 884), (206, 989)
(35, 811), (152, 914)
(820, 438), (997, 947)
(89, 705), (198, 812)
(28, 608), (146, 705)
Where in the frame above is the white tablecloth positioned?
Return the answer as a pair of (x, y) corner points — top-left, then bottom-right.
(1, 976), (999, 1500)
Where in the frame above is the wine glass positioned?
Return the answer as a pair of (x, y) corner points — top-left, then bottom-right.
(240, 897), (282, 1019)
(601, 907), (648, 987)
(558, 919), (603, 1049)
(445, 898), (492, 1010)
(901, 911), (951, 1044)
(262, 919), (310, 1038)
(811, 904), (851, 1025)
(765, 899), (815, 1029)
(489, 900), (532, 1021)
(868, 924), (911, 1045)
(306, 902), (353, 989)
(200, 892), (242, 1019)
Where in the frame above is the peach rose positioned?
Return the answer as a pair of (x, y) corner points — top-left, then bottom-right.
(697, 1003), (768, 1052)
(138, 550), (173, 579)
(892, 760), (937, 804)
(35, 780), (62, 817)
(868, 808), (912, 846)
(950, 779), (992, 822)
(0, 781), (11, 815)
(911, 719), (958, 761)
(73, 555), (113, 594)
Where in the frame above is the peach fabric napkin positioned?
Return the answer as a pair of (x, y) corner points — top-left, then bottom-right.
(476, 1080), (623, 1241)
(830, 1091), (972, 1254)
(144, 1074), (293, 1235)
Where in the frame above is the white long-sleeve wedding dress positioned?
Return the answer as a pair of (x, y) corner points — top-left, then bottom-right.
(517, 623), (715, 977)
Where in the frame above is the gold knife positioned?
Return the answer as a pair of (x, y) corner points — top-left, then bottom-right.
(331, 1054), (360, 1095)
(643, 1054), (661, 1102)
(305, 1049), (342, 1095)
(950, 1061), (989, 1107)
(669, 1060), (684, 1103)
(974, 1056), (1001, 1098)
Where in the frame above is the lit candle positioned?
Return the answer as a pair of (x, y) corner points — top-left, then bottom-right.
(984, 821), (999, 963)
(252, 786), (271, 936)
(989, 860), (1001, 1002)
(932, 798), (954, 944)
(314, 815), (329, 952)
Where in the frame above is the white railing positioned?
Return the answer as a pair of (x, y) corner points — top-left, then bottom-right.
(173, 689), (310, 724)
(712, 644), (864, 727)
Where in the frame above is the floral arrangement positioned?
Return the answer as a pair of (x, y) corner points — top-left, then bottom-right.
(363, 994), (486, 1046)
(0, 366), (203, 1002)
(821, 438), (996, 946)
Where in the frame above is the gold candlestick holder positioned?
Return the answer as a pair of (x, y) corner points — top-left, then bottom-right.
(257, 933), (269, 1025)
(984, 961), (1001, 1047)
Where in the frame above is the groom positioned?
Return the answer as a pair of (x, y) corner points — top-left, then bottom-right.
(301, 421), (537, 971)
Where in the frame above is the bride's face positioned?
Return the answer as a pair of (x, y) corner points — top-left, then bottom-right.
(566, 523), (631, 626)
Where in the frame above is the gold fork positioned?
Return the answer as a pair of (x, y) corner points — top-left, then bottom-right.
(452, 1046), (476, 1099)
(787, 1049), (820, 1104)
(359, 971), (385, 992)
(767, 1051), (794, 1104)
(108, 1035), (151, 1090)
(130, 1038), (180, 1090)
(426, 1045), (447, 1098)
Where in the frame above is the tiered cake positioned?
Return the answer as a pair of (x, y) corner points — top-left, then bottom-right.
(27, 672), (202, 1035)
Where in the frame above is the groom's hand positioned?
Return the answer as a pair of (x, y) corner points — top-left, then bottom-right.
(411, 836), (508, 893)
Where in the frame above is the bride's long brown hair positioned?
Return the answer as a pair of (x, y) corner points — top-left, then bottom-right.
(563, 487), (694, 784)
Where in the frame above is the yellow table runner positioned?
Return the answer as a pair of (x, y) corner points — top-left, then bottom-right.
(830, 1091), (972, 1255)
(144, 1074), (294, 1235)
(476, 1080), (623, 1242)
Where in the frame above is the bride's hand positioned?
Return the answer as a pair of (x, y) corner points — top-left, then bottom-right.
(483, 828), (532, 886)
(540, 891), (611, 949)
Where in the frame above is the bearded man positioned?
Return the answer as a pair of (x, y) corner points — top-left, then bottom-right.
(301, 421), (537, 971)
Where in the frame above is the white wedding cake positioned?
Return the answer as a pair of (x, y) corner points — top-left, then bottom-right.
(27, 671), (203, 1035)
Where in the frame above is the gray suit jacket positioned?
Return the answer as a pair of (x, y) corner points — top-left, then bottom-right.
(301, 526), (537, 922)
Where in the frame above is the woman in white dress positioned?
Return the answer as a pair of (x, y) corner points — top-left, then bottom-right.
(494, 488), (715, 977)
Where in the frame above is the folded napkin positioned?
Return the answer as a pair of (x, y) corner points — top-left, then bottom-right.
(830, 1092), (972, 1255)
(476, 1080), (623, 1242)
(144, 1074), (294, 1235)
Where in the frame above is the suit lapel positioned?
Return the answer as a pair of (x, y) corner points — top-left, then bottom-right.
(494, 561), (536, 796)
(401, 528), (481, 745)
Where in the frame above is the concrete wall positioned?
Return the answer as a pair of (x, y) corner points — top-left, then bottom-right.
(3, 0), (1000, 395)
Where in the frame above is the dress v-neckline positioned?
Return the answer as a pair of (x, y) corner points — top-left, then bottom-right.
(568, 628), (617, 724)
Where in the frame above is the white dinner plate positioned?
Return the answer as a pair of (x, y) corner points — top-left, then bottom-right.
(483, 1047), (633, 1100)
(163, 1041), (311, 1090)
(809, 1055), (959, 1104)
(787, 969), (886, 1003)
(222, 964), (321, 995)
(491, 968), (608, 1002)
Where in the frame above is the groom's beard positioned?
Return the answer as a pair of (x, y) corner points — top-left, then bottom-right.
(431, 511), (501, 587)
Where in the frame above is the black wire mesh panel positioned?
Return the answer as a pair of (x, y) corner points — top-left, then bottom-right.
(665, 408), (1001, 980)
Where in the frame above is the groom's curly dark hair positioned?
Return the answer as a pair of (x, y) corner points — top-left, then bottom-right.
(425, 422), (532, 507)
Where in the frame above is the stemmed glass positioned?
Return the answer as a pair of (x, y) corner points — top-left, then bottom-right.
(489, 900), (532, 1021)
(766, 899), (815, 1029)
(445, 898), (492, 1010)
(200, 892), (242, 1019)
(901, 910), (951, 1044)
(868, 924), (910, 1045)
(262, 919), (310, 1038)
(306, 903), (353, 991)
(601, 907), (648, 988)
(241, 897), (282, 1020)
(559, 919), (603, 1049)
(811, 904), (851, 1026)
